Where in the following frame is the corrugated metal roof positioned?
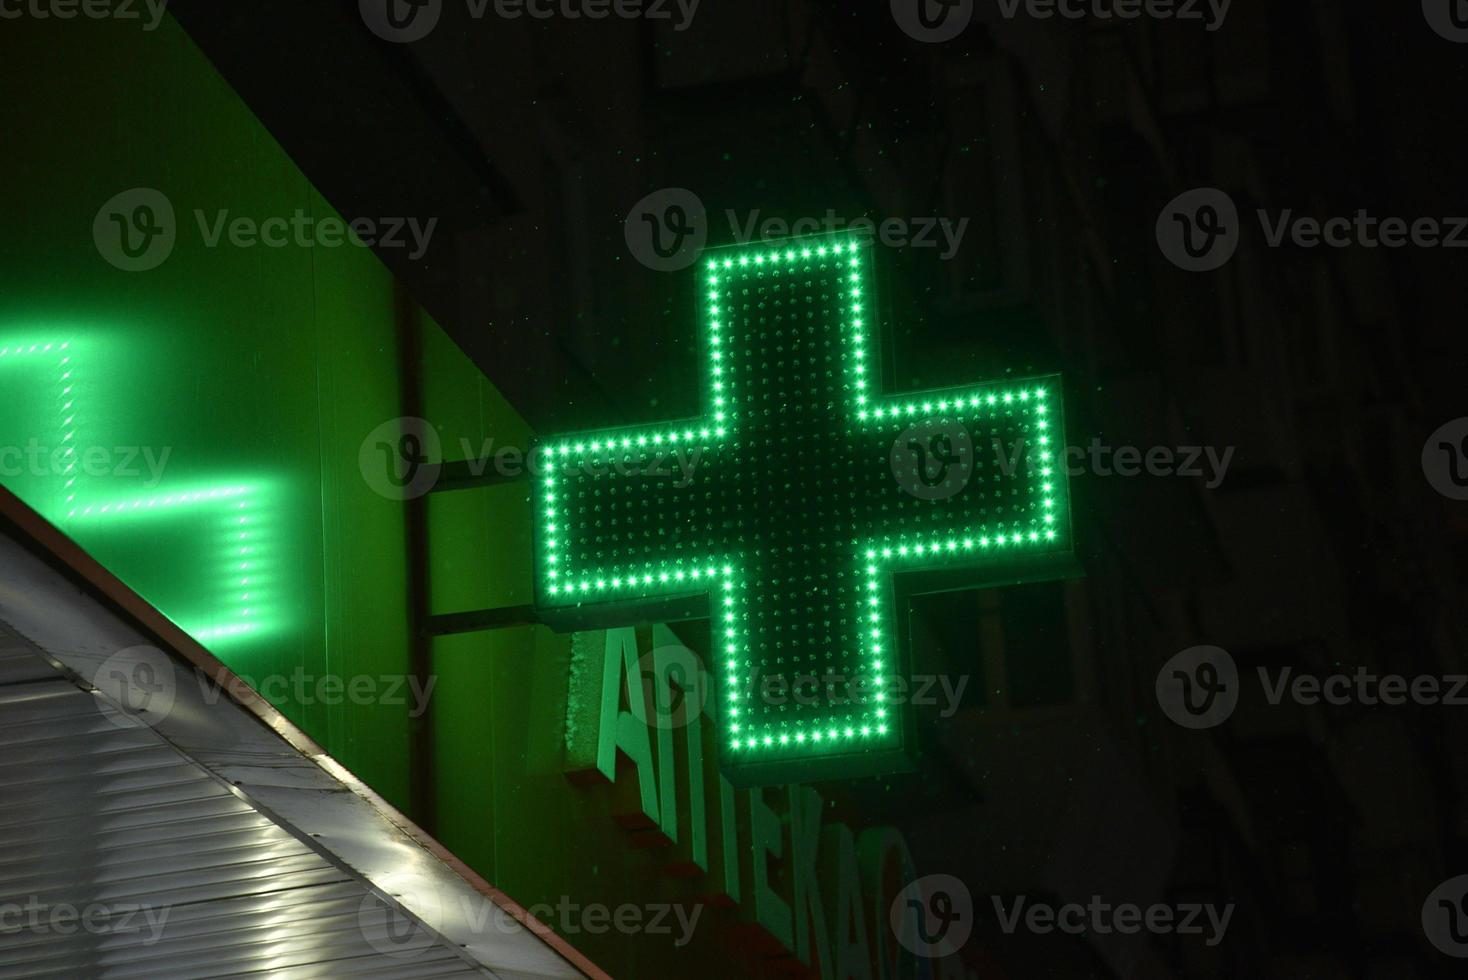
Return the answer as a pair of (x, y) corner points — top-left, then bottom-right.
(0, 515), (597, 980)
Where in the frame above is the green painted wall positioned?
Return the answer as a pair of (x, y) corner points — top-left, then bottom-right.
(0, 15), (419, 810)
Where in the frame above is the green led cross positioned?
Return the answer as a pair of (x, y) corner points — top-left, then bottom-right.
(535, 232), (1073, 785)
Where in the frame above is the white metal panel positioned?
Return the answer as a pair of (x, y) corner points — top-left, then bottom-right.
(0, 530), (590, 980)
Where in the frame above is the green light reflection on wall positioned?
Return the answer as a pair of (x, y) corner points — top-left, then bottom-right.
(2, 334), (278, 645)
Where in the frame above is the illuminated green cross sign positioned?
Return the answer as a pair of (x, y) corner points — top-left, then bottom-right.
(535, 232), (1073, 785)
